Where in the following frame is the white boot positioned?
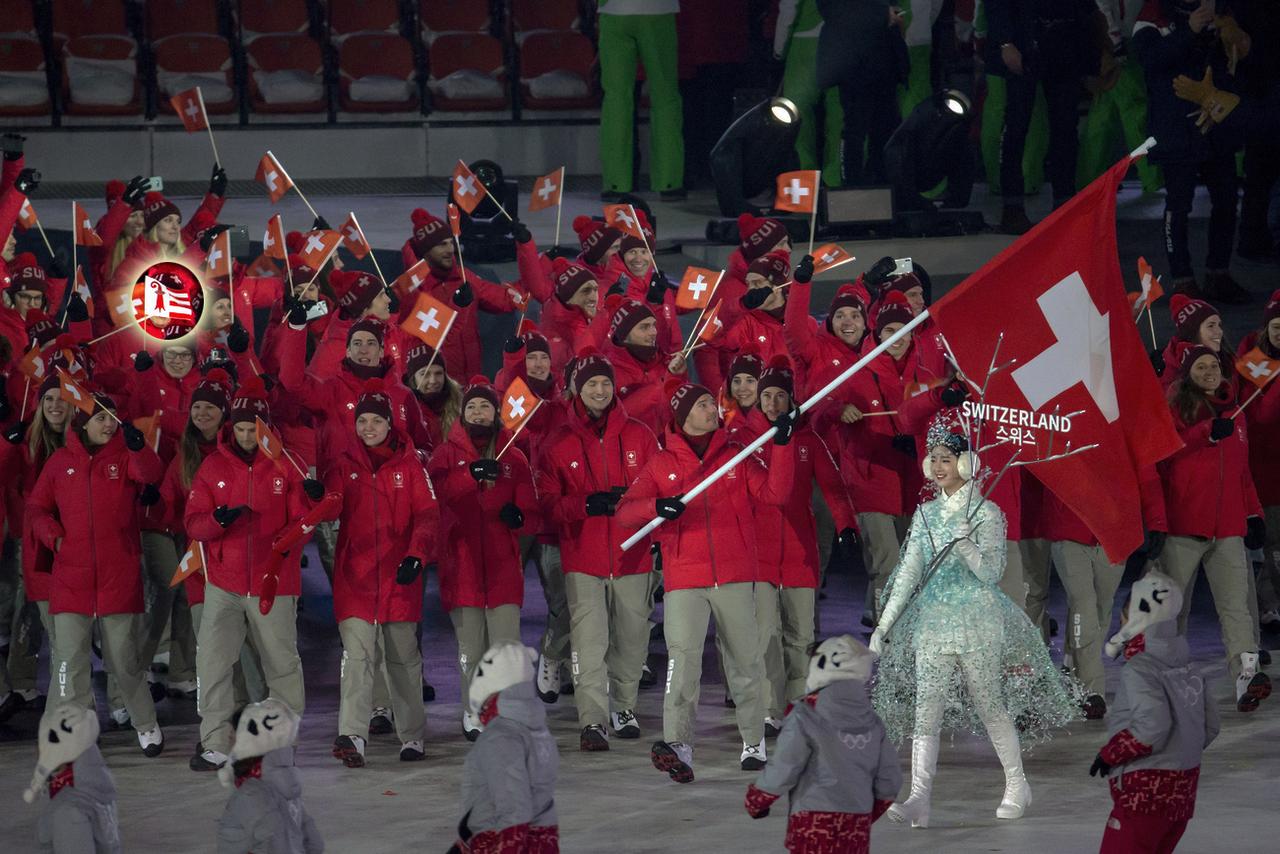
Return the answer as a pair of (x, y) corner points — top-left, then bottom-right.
(887, 735), (938, 828)
(988, 721), (1031, 820)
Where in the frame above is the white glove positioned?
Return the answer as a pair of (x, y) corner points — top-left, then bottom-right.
(954, 518), (973, 540)
(869, 629), (886, 655)
(953, 536), (982, 574)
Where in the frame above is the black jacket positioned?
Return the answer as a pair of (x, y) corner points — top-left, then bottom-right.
(983, 0), (1098, 78)
(815, 0), (909, 89)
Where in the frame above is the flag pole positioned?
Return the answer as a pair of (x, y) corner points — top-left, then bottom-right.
(196, 87), (220, 168)
(681, 271), (724, 353)
(348, 212), (386, 284)
(419, 314), (456, 376)
(279, 242), (341, 323)
(86, 324), (133, 346)
(496, 399), (543, 460)
(33, 220), (56, 259)
(553, 166), (565, 249)
(18, 376), (30, 421)
(807, 170), (821, 254)
(1231, 385), (1266, 420)
(622, 307), (932, 551)
(460, 160), (514, 222)
(1145, 305), (1157, 349)
(270, 150), (320, 220)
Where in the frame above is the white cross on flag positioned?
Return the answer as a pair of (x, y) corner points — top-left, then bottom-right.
(204, 228), (232, 279)
(400, 292), (456, 350)
(72, 202), (102, 247)
(340, 212), (371, 260)
(169, 541), (206, 588)
(72, 266), (93, 319)
(603, 204), (644, 240)
(17, 197), (37, 231)
(170, 87), (208, 132)
(930, 154), (1182, 563)
(255, 151), (294, 204)
(392, 257), (431, 298)
(143, 274), (195, 325)
(501, 376), (541, 432)
(774, 170), (820, 214)
(299, 229), (342, 270)
(263, 214), (287, 260)
(1235, 347), (1279, 390)
(57, 368), (96, 415)
(452, 160), (487, 215)
(676, 266), (721, 310)
(811, 243), (855, 275)
(529, 166), (564, 213)
(111, 288), (141, 329)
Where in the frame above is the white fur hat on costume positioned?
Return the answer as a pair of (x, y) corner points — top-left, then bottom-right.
(1104, 572), (1184, 658)
(805, 634), (877, 692)
(23, 705), (100, 804)
(218, 699), (301, 789)
(468, 642), (538, 715)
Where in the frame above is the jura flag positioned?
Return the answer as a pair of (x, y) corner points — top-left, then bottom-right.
(256, 151), (294, 203)
(676, 267), (720, 310)
(811, 243), (855, 275)
(1236, 347), (1279, 390)
(501, 376), (540, 432)
(529, 167), (564, 212)
(143, 274), (195, 325)
(930, 155), (1182, 563)
(340, 213), (371, 260)
(170, 87), (208, 132)
(452, 160), (486, 214)
(774, 170), (820, 214)
(169, 542), (205, 587)
(73, 203), (102, 246)
(401, 292), (456, 350)
(263, 214), (287, 260)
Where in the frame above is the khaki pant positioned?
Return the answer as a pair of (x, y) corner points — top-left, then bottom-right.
(1260, 505), (1280, 614)
(537, 544), (571, 663)
(779, 586), (817, 703)
(314, 520), (338, 585)
(338, 618), (424, 743)
(1160, 536), (1257, 679)
(1051, 541), (1123, 696)
(51, 612), (157, 730)
(564, 572), (651, 728)
(196, 584), (304, 754)
(754, 582), (785, 719)
(191, 601), (263, 709)
(1021, 538), (1052, 639)
(138, 531), (196, 684)
(663, 582), (763, 747)
(859, 512), (910, 621)
(449, 605), (521, 703)
(1000, 538), (1028, 612)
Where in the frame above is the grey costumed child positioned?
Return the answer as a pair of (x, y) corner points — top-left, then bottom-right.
(23, 704), (122, 854)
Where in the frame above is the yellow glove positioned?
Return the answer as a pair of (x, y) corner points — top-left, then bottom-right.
(1215, 16), (1251, 74)
(1173, 68), (1241, 135)
(1172, 67), (1215, 106)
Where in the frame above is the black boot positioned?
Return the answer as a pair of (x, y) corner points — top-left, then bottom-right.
(1000, 205), (1034, 236)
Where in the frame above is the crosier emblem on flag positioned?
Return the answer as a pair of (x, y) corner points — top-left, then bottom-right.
(774, 170), (820, 214)
(143, 273), (194, 325)
(451, 160), (486, 215)
(930, 154), (1182, 563)
(501, 376), (541, 432)
(401, 292), (456, 350)
(811, 243), (855, 275)
(170, 87), (208, 132)
(676, 267), (721, 310)
(255, 151), (294, 204)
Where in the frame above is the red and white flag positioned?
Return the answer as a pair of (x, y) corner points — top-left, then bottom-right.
(297, 229), (342, 270)
(1235, 347), (1279, 390)
(132, 410), (163, 453)
(774, 170), (820, 214)
(447, 203), (462, 238)
(72, 266), (93, 318)
(204, 229), (232, 279)
(256, 151), (294, 204)
(17, 197), (37, 231)
(930, 155), (1182, 563)
(57, 369), (95, 415)
(1132, 256), (1165, 313)
(603, 204), (644, 240)
(143, 273), (195, 325)
(73, 202), (101, 246)
(452, 160), (486, 214)
(401, 292), (456, 350)
(17, 345), (45, 380)
(529, 167), (564, 213)
(501, 376), (541, 432)
(676, 267), (721, 310)
(811, 243), (855, 275)
(169, 542), (205, 587)
(255, 416), (284, 460)
(263, 214), (287, 260)
(339, 212), (371, 260)
(392, 258), (431, 297)
(697, 301), (724, 342)
(110, 288), (139, 329)
(170, 87), (208, 132)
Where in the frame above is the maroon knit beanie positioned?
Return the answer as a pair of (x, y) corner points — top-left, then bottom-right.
(619, 209), (653, 255)
(758, 355), (794, 397)
(142, 192), (181, 232)
(553, 258), (596, 304)
(728, 350), (764, 381)
(570, 348), (614, 390)
(573, 216), (621, 265)
(230, 375), (270, 426)
(747, 250), (790, 286)
(1170, 294), (1218, 342)
(406, 343), (443, 377)
(346, 316), (386, 347)
(335, 271), (383, 320)
(875, 291), (914, 335)
(191, 368), (233, 414)
(410, 208), (452, 257)
(608, 299), (655, 345)
(1265, 290), (1280, 326)
(737, 213), (787, 262)
(667, 378), (713, 428)
(354, 378), (393, 422)
(825, 284), (868, 335)
(461, 375), (499, 410)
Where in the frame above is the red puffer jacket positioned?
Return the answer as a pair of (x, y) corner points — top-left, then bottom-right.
(28, 430), (164, 616)
(304, 313), (415, 381)
(0, 433), (61, 603)
(159, 440), (216, 607)
(1236, 333), (1280, 506)
(184, 441), (312, 597)
(725, 408), (858, 586)
(125, 363), (199, 461)
(621, 265), (684, 357)
(783, 280), (866, 404)
(1159, 400), (1262, 540)
(322, 434), (439, 624)
(714, 307), (801, 390)
(538, 399), (659, 578)
(615, 426), (795, 591)
(603, 340), (677, 435)
(427, 422), (539, 611)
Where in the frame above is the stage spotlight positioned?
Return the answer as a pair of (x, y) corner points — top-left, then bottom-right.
(709, 96), (802, 217)
(454, 158), (520, 263)
(883, 88), (975, 216)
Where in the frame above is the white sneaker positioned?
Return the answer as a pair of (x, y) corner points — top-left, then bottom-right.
(740, 740), (767, 771)
(536, 656), (561, 703)
(462, 710), (483, 742)
(651, 740), (694, 783)
(1237, 651), (1271, 712)
(610, 709), (641, 739)
(764, 716), (784, 738)
(190, 749), (228, 772)
(109, 707), (131, 728)
(152, 650), (170, 667)
(399, 740), (425, 762)
(137, 725), (164, 757)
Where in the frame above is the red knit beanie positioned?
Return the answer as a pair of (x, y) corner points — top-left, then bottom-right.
(573, 216), (621, 265)
(667, 378), (713, 428)
(825, 283), (868, 335)
(737, 213), (787, 262)
(334, 271), (383, 319)
(410, 208), (452, 257)
(875, 291), (914, 335)
(758, 355), (794, 397)
(1170, 294), (1218, 342)
(608, 299), (655, 345)
(229, 375), (270, 426)
(884, 271), (924, 296)
(354, 378), (393, 422)
(104, 179), (127, 208)
(142, 192), (181, 232)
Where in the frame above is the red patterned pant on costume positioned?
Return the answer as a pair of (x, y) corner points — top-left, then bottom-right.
(1099, 807), (1188, 854)
(784, 811), (871, 854)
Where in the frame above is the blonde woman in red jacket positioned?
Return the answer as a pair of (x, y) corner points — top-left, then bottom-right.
(1158, 344), (1271, 713)
(322, 381), (439, 768)
(427, 377), (538, 741)
(28, 392), (165, 756)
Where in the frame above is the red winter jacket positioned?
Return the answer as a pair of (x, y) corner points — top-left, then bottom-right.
(158, 439), (215, 606)
(184, 441), (312, 597)
(714, 306), (799, 385)
(427, 422), (539, 611)
(783, 280), (866, 405)
(1158, 399), (1262, 540)
(603, 340), (678, 435)
(304, 313), (414, 381)
(321, 435), (440, 624)
(538, 400), (659, 578)
(28, 430), (164, 616)
(621, 266), (685, 357)
(1040, 466), (1168, 546)
(124, 363), (199, 461)
(0, 430), (63, 603)
(1236, 333), (1280, 507)
(616, 426), (795, 591)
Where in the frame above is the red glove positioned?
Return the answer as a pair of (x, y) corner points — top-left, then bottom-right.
(745, 784), (780, 819)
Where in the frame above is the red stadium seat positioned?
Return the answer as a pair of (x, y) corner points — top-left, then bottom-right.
(0, 36), (51, 117)
(245, 33), (326, 113)
(510, 0), (581, 37)
(239, 0), (310, 43)
(419, 0), (489, 44)
(148, 0), (221, 41)
(518, 30), (597, 110)
(154, 34), (236, 114)
(330, 0), (400, 41)
(51, 0), (129, 42)
(0, 1), (38, 39)
(337, 32), (417, 112)
(61, 34), (142, 116)
(426, 32), (506, 112)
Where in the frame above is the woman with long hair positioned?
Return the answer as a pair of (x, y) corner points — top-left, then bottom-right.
(404, 343), (461, 451)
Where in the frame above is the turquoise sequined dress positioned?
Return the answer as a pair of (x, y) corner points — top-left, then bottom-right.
(871, 483), (1081, 744)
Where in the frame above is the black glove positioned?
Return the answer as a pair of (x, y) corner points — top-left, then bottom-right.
(1141, 530), (1167, 560)
(503, 335), (525, 354)
(865, 256), (896, 288)
(199, 222), (232, 253)
(122, 175), (148, 206)
(302, 478), (325, 501)
(794, 254), (814, 284)
(585, 491), (617, 517)
(891, 433), (916, 455)
(1, 132), (24, 160)
(4, 421), (27, 444)
(511, 221), (531, 244)
(312, 215), (331, 232)
(1246, 516), (1267, 551)
(213, 504), (245, 528)
(134, 350), (154, 372)
(837, 527), (860, 554)
(122, 423), (146, 451)
(384, 288), (399, 315)
(940, 382), (968, 408)
(396, 556), (423, 585)
(1148, 349), (1165, 376)
(772, 408), (799, 446)
(226, 320), (250, 354)
(1089, 754), (1112, 778)
(499, 502), (524, 529)
(1209, 417), (1234, 442)
(64, 292), (89, 323)
(285, 297), (312, 326)
(209, 164), (228, 197)
(607, 277), (626, 297)
(656, 496), (685, 520)
(742, 286), (771, 310)
(259, 373), (276, 392)
(453, 280), (474, 308)
(469, 458), (499, 483)
(645, 270), (669, 305)
(15, 167), (39, 195)
(138, 483), (161, 506)
(47, 250), (70, 281)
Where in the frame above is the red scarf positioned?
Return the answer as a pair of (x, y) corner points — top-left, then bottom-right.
(48, 765), (74, 799)
(1123, 635), (1146, 660)
(234, 757), (263, 788)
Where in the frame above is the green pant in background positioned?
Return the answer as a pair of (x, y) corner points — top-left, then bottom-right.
(981, 76), (1048, 197)
(781, 37), (843, 185)
(564, 572), (651, 729)
(598, 13), (684, 193)
(1078, 60), (1161, 193)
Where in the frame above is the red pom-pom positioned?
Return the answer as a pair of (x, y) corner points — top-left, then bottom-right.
(766, 354), (792, 371)
(12, 251), (38, 269)
(285, 231), (305, 255)
(143, 191), (165, 206)
(737, 212), (763, 239)
(882, 290), (911, 309)
(551, 256), (572, 275)
(1169, 293), (1190, 317)
(466, 374), (489, 387)
(603, 293), (624, 314)
(411, 207), (432, 228)
(205, 368), (230, 385)
(238, 375), (267, 397)
(572, 215), (595, 236)
(574, 345), (600, 360)
(663, 377), (685, 399)
(104, 179), (126, 204)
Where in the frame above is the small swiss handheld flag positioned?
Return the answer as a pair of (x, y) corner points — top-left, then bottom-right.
(451, 160), (486, 215)
(57, 369), (95, 415)
(774, 170), (820, 214)
(501, 376), (541, 432)
(255, 416), (283, 460)
(529, 167), (564, 212)
(169, 542), (205, 588)
(170, 87), (208, 132)
(263, 214), (287, 260)
(298, 229), (342, 270)
(340, 213), (371, 260)
(811, 243), (855, 275)
(1236, 347), (1279, 390)
(603, 204), (644, 240)
(676, 267), (720, 310)
(204, 229), (233, 279)
(17, 197), (37, 231)
(401, 292), (456, 350)
(256, 151), (294, 204)
(73, 203), (102, 247)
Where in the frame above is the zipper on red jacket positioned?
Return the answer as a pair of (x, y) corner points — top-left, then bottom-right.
(601, 433), (614, 579)
(372, 468), (381, 626)
(87, 454), (98, 617)
(246, 461), (254, 598)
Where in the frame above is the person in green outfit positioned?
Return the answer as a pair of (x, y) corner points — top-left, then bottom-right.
(598, 0), (685, 199)
(774, 0), (843, 187)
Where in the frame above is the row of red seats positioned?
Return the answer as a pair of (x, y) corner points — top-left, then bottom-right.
(0, 0), (599, 120)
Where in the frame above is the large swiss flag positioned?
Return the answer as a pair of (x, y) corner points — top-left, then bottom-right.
(931, 156), (1182, 563)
